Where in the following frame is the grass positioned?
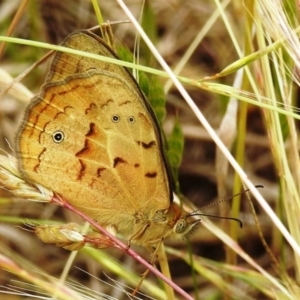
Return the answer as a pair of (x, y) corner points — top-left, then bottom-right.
(1, 0), (300, 299)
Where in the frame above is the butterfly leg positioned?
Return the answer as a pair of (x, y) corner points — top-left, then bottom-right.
(127, 221), (151, 247)
(131, 238), (166, 296)
(152, 241), (175, 299)
(131, 251), (153, 296)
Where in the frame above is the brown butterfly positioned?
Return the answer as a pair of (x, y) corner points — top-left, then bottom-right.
(16, 30), (199, 248)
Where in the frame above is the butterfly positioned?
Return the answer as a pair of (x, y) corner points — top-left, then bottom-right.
(15, 30), (199, 248)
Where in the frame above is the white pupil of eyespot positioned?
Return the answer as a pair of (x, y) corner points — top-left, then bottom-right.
(112, 115), (120, 122)
(52, 131), (64, 143)
(128, 116), (135, 123)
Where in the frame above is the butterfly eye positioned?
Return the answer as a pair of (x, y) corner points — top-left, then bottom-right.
(112, 115), (120, 123)
(174, 219), (187, 234)
(128, 116), (135, 124)
(52, 131), (65, 143)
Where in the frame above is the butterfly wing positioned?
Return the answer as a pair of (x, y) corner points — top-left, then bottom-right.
(16, 31), (173, 237)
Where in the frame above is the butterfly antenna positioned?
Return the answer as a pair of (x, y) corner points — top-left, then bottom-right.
(198, 184), (264, 210)
(188, 185), (264, 228)
(189, 213), (243, 228)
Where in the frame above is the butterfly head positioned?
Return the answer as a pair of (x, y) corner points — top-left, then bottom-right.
(172, 214), (201, 239)
(164, 202), (201, 240)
